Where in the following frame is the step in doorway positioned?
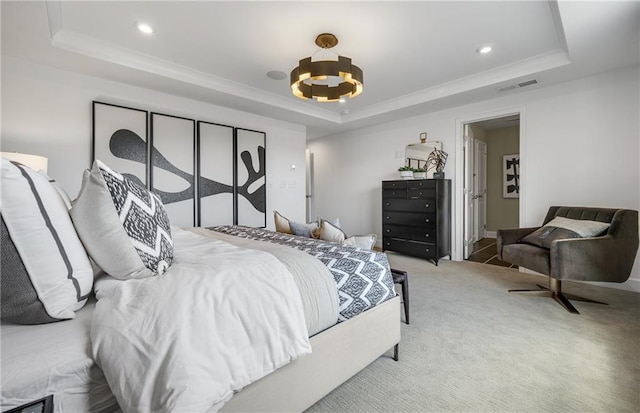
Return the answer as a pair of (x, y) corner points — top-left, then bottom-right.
(466, 237), (518, 268)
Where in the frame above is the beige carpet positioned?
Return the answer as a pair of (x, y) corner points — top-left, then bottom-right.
(306, 252), (640, 413)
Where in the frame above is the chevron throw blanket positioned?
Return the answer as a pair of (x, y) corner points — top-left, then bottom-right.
(210, 226), (396, 321)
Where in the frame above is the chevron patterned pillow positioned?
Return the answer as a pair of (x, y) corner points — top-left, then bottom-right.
(71, 160), (173, 279)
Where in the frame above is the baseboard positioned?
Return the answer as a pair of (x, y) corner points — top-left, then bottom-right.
(588, 278), (640, 293)
(519, 268), (640, 293)
(485, 231), (497, 238)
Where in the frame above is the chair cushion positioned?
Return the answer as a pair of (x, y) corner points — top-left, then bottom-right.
(521, 217), (610, 249)
(502, 243), (551, 275)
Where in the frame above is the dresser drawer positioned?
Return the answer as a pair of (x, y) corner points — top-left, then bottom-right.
(383, 225), (436, 242)
(407, 180), (436, 190)
(383, 199), (435, 212)
(407, 188), (436, 199)
(383, 237), (436, 258)
(383, 211), (435, 226)
(382, 189), (407, 199)
(382, 180), (407, 190)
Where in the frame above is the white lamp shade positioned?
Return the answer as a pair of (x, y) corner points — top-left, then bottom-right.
(1, 152), (48, 173)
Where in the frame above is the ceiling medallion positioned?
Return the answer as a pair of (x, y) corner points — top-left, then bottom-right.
(290, 33), (363, 102)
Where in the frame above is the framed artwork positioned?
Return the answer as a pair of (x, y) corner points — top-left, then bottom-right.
(503, 154), (520, 198)
(92, 101), (148, 187)
(197, 121), (235, 227)
(92, 102), (267, 229)
(150, 113), (196, 227)
(405, 141), (443, 178)
(235, 128), (266, 228)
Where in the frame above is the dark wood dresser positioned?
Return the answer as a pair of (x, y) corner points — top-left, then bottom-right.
(382, 179), (451, 265)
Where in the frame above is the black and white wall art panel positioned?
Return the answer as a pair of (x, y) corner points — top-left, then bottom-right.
(150, 113), (196, 227)
(197, 122), (235, 227)
(92, 102), (148, 187)
(236, 128), (266, 228)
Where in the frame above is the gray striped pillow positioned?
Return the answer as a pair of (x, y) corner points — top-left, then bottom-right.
(0, 158), (93, 324)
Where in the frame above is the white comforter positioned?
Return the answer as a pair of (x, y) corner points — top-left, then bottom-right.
(91, 228), (312, 413)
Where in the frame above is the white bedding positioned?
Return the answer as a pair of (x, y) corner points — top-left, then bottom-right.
(187, 227), (339, 336)
(0, 300), (118, 412)
(90, 228), (313, 412)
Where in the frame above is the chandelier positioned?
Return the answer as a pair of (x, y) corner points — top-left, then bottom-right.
(290, 33), (363, 102)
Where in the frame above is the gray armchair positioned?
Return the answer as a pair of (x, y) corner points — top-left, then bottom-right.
(497, 206), (638, 314)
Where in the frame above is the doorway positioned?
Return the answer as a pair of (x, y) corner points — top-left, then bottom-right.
(462, 114), (520, 267)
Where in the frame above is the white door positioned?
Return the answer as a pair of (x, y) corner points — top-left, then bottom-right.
(305, 150), (314, 222)
(474, 140), (487, 241)
(463, 124), (475, 259)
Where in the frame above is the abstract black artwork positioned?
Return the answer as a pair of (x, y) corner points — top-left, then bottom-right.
(92, 102), (148, 187)
(92, 101), (267, 229)
(503, 154), (520, 198)
(150, 113), (196, 227)
(236, 128), (266, 228)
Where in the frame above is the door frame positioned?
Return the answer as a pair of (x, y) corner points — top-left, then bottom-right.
(474, 138), (487, 242)
(453, 106), (526, 261)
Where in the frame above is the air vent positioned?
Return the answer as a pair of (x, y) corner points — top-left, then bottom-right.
(497, 79), (538, 92)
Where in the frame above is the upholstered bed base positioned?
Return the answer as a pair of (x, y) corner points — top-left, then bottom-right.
(220, 295), (401, 412)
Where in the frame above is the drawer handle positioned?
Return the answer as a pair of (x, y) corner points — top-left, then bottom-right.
(386, 242), (391, 246)
(425, 204), (430, 208)
(386, 216), (390, 219)
(386, 229), (390, 233)
(392, 192), (397, 195)
(425, 248), (430, 252)
(425, 219), (430, 223)
(425, 234), (430, 238)
(386, 203), (390, 206)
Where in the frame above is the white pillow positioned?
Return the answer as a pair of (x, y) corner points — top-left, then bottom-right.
(1, 158), (93, 324)
(70, 160), (173, 279)
(38, 170), (72, 210)
(344, 234), (378, 250)
(318, 219), (347, 243)
(274, 210), (292, 234)
(544, 216), (610, 237)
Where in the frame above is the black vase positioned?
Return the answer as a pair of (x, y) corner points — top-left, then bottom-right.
(433, 171), (445, 179)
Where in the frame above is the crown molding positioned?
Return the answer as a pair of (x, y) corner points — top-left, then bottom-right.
(44, 1), (340, 124)
(44, 0), (570, 127)
(343, 49), (570, 123)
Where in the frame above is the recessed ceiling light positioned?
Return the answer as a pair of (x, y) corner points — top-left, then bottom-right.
(266, 71), (287, 80)
(477, 46), (492, 54)
(136, 22), (154, 34)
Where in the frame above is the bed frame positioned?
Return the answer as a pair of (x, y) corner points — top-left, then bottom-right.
(220, 295), (401, 412)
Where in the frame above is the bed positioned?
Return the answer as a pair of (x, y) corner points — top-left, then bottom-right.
(0, 158), (401, 412)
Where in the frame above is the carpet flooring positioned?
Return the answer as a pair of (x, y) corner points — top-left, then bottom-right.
(306, 252), (640, 413)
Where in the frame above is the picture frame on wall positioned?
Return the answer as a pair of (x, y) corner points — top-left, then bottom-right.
(150, 112), (196, 227)
(503, 153), (520, 198)
(235, 128), (266, 228)
(197, 121), (235, 227)
(92, 101), (149, 187)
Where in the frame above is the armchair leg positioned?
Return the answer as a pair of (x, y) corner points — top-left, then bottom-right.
(508, 279), (607, 314)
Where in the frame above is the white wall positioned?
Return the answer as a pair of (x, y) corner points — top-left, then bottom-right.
(308, 65), (640, 292)
(1, 57), (308, 229)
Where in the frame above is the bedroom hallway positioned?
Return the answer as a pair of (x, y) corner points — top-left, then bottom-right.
(307, 252), (640, 412)
(465, 237), (518, 268)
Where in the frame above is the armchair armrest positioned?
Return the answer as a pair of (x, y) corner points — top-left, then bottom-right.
(496, 227), (539, 260)
(551, 235), (635, 283)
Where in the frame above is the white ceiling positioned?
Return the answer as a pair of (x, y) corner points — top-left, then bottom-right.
(2, 1), (639, 139)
